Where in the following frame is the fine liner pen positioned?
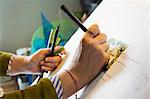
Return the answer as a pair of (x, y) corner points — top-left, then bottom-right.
(60, 5), (95, 37)
(47, 24), (60, 57)
(38, 24), (60, 82)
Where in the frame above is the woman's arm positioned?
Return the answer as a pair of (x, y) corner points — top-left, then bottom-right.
(59, 24), (109, 98)
(0, 46), (63, 76)
(1, 24), (109, 99)
(0, 47), (64, 99)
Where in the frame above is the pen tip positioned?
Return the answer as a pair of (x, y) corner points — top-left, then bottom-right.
(56, 24), (60, 32)
(57, 24), (60, 29)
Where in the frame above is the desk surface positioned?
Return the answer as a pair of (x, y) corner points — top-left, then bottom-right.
(58, 0), (149, 99)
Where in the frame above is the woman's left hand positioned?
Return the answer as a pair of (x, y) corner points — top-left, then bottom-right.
(26, 46), (65, 73)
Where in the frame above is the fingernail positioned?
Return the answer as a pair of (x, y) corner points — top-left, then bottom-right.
(40, 61), (44, 65)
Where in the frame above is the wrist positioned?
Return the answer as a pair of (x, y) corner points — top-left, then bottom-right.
(69, 63), (98, 89)
(59, 70), (77, 98)
(69, 64), (86, 90)
(7, 55), (30, 75)
(65, 70), (78, 99)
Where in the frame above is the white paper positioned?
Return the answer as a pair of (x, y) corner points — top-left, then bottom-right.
(58, 0), (149, 99)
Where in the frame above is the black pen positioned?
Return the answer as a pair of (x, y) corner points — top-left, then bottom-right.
(60, 5), (109, 72)
(49, 24), (60, 56)
(38, 25), (60, 82)
(60, 5), (95, 37)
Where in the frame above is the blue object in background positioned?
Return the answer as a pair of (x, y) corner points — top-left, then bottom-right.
(30, 13), (53, 55)
(29, 13), (77, 85)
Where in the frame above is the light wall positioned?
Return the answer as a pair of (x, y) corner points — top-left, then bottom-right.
(0, 0), (81, 53)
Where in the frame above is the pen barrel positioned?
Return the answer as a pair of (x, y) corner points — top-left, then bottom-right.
(50, 24), (60, 55)
(47, 29), (54, 48)
(61, 5), (88, 32)
(38, 25), (60, 82)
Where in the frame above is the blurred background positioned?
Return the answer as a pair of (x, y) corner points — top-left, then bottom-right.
(0, 0), (102, 94)
(0, 0), (102, 53)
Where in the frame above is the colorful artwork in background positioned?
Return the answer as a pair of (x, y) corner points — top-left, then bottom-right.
(30, 13), (77, 54)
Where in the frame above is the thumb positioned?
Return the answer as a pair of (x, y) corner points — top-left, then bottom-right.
(87, 24), (101, 37)
(36, 48), (51, 57)
(38, 46), (62, 57)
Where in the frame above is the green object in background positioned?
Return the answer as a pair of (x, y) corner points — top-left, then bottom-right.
(30, 19), (77, 54)
(51, 19), (77, 45)
(47, 29), (61, 48)
(30, 26), (49, 54)
(74, 11), (84, 21)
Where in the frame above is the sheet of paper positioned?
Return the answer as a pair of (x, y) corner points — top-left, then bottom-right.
(56, 0), (149, 99)
(79, 1), (149, 99)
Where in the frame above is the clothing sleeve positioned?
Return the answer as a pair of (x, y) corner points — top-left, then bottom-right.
(49, 75), (63, 99)
(0, 51), (12, 76)
(0, 51), (63, 99)
(2, 78), (58, 99)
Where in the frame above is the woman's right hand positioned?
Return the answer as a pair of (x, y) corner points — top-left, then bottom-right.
(60, 24), (110, 98)
(70, 24), (109, 89)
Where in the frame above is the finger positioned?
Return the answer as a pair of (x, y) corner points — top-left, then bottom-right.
(93, 34), (107, 44)
(45, 55), (62, 63)
(60, 50), (66, 55)
(40, 60), (45, 65)
(38, 48), (51, 56)
(38, 46), (62, 56)
(54, 46), (61, 53)
(43, 62), (59, 68)
(97, 43), (109, 53)
(96, 46), (110, 65)
(41, 66), (55, 71)
(88, 24), (101, 37)
(100, 42), (109, 52)
(104, 52), (110, 65)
